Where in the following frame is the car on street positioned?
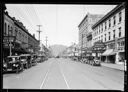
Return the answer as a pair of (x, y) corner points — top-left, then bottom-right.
(89, 57), (101, 66)
(3, 59), (7, 73)
(5, 56), (24, 73)
(20, 54), (29, 69)
(31, 55), (37, 66)
(35, 57), (42, 63)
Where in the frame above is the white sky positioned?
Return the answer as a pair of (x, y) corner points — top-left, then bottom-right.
(6, 4), (117, 47)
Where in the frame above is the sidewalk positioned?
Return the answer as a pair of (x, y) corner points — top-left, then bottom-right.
(101, 62), (125, 71)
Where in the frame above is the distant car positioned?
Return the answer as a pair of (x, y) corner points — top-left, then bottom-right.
(5, 56), (24, 73)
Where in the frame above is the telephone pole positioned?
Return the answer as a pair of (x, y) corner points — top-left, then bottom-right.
(45, 36), (48, 48)
(37, 25), (42, 44)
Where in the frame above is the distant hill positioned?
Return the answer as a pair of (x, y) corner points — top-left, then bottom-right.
(49, 44), (67, 57)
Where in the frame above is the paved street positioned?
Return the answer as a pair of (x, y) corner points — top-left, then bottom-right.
(3, 58), (124, 90)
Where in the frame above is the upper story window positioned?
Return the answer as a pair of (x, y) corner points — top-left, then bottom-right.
(104, 34), (106, 42)
(113, 30), (115, 39)
(119, 12), (122, 23)
(99, 26), (101, 34)
(101, 35), (103, 42)
(109, 19), (111, 28)
(4, 23), (6, 35)
(105, 21), (107, 30)
(101, 24), (103, 33)
(113, 16), (116, 26)
(108, 32), (111, 40)
(119, 27), (121, 37)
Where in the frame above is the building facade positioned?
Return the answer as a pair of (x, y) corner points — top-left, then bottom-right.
(92, 3), (125, 64)
(3, 10), (39, 58)
(78, 13), (104, 56)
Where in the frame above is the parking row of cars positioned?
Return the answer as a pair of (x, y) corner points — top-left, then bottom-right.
(3, 54), (48, 74)
(80, 56), (101, 66)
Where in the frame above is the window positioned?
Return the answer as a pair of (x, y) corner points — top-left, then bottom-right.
(105, 21), (107, 30)
(105, 34), (106, 42)
(4, 23), (6, 35)
(119, 12), (122, 23)
(101, 35), (103, 42)
(113, 16), (116, 26)
(101, 24), (103, 33)
(113, 30), (115, 39)
(119, 27), (121, 37)
(109, 32), (111, 40)
(109, 19), (111, 28)
(99, 26), (100, 34)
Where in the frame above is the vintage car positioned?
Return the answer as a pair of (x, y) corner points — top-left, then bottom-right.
(35, 57), (42, 63)
(90, 57), (101, 66)
(3, 59), (7, 73)
(20, 54), (29, 69)
(5, 56), (24, 73)
(31, 55), (37, 66)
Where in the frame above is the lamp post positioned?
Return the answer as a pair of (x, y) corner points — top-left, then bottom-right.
(8, 36), (15, 56)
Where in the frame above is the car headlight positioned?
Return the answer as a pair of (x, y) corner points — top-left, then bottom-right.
(3, 64), (7, 67)
(13, 64), (18, 67)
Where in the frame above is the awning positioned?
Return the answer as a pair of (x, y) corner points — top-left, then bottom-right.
(101, 49), (113, 56)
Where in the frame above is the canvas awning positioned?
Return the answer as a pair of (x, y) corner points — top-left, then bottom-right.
(101, 49), (113, 56)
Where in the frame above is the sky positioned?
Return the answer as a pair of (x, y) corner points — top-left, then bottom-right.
(6, 4), (117, 47)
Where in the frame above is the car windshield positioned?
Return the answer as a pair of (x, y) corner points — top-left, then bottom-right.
(7, 57), (17, 62)
(21, 56), (26, 59)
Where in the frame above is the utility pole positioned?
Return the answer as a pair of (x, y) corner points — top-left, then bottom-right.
(37, 25), (42, 44)
(45, 36), (48, 48)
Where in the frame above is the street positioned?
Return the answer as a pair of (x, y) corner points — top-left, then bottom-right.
(3, 58), (124, 90)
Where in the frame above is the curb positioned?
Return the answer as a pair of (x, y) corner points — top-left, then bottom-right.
(101, 64), (124, 71)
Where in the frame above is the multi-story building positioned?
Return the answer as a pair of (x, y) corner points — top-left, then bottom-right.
(92, 3), (125, 64)
(3, 10), (39, 58)
(78, 13), (104, 56)
(28, 33), (39, 54)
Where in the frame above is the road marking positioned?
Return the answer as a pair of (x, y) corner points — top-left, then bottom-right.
(58, 63), (70, 89)
(39, 61), (53, 89)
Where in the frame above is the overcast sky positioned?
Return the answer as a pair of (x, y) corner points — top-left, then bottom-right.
(6, 4), (117, 47)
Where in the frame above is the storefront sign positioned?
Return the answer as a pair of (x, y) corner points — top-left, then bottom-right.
(92, 41), (106, 53)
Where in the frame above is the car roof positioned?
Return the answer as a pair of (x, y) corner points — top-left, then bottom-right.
(20, 54), (31, 56)
(7, 56), (20, 58)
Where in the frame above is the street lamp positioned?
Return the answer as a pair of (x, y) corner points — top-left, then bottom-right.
(8, 36), (16, 56)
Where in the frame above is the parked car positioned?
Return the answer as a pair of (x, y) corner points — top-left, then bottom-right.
(3, 59), (7, 73)
(89, 57), (101, 66)
(35, 57), (42, 63)
(5, 56), (24, 73)
(31, 55), (37, 66)
(93, 58), (101, 66)
(20, 54), (28, 69)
